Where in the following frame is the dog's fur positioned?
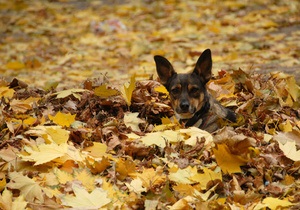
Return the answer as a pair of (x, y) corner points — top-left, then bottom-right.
(154, 49), (236, 132)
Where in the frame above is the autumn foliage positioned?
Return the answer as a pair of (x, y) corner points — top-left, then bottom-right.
(1, 0), (300, 209)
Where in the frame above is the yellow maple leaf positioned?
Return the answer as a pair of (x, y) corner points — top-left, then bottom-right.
(154, 85), (169, 95)
(48, 111), (76, 127)
(120, 74), (136, 106)
(277, 140), (300, 161)
(262, 197), (293, 209)
(180, 127), (213, 146)
(84, 142), (108, 158)
(7, 172), (44, 202)
(212, 144), (247, 174)
(140, 130), (183, 148)
(55, 88), (88, 100)
(86, 156), (111, 173)
(125, 178), (146, 195)
(60, 184), (111, 209)
(190, 167), (222, 190)
(173, 183), (196, 197)
(123, 112), (145, 132)
(54, 168), (74, 184)
(137, 167), (166, 190)
(94, 84), (119, 98)
(20, 143), (68, 165)
(116, 158), (136, 181)
(0, 188), (27, 210)
(25, 125), (70, 144)
(0, 87), (15, 99)
(74, 169), (95, 191)
(169, 166), (198, 184)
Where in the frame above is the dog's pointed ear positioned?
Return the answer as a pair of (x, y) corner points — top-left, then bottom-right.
(154, 55), (176, 86)
(193, 49), (212, 84)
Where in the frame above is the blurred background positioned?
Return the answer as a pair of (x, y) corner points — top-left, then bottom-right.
(0, 0), (299, 88)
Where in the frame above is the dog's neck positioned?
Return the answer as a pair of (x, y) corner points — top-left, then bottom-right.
(180, 99), (211, 128)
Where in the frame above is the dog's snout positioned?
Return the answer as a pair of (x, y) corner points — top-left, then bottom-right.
(180, 101), (190, 112)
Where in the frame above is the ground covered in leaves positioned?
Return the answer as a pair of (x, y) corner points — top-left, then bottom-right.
(0, 0), (300, 209)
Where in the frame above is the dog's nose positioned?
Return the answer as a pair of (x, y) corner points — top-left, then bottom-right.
(180, 101), (190, 112)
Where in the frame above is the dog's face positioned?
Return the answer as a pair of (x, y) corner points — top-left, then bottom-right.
(154, 49), (212, 120)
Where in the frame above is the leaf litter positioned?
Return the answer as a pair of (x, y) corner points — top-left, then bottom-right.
(0, 0), (300, 209)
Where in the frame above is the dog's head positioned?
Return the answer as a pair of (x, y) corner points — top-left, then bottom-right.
(154, 49), (212, 120)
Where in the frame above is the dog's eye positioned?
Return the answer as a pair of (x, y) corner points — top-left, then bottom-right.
(190, 87), (199, 94)
(171, 87), (180, 95)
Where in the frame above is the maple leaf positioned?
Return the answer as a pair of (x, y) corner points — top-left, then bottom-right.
(140, 130), (183, 148)
(55, 88), (88, 100)
(190, 167), (222, 190)
(125, 178), (146, 195)
(73, 169), (96, 191)
(136, 167), (166, 190)
(262, 197), (293, 209)
(83, 142), (108, 158)
(123, 112), (145, 132)
(168, 166), (198, 184)
(180, 127), (213, 146)
(20, 143), (68, 165)
(25, 125), (70, 144)
(0, 86), (15, 99)
(54, 168), (74, 184)
(7, 172), (44, 202)
(0, 188), (27, 210)
(154, 85), (169, 96)
(120, 74), (136, 106)
(116, 158), (136, 181)
(274, 131), (300, 161)
(10, 97), (40, 114)
(48, 111), (76, 127)
(94, 84), (119, 98)
(60, 184), (111, 209)
(277, 139), (300, 161)
(212, 144), (247, 174)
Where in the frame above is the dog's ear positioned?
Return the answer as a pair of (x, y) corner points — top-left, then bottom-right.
(154, 55), (176, 86)
(193, 49), (212, 84)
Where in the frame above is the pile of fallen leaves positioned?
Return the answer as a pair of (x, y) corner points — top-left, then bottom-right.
(0, 68), (299, 209)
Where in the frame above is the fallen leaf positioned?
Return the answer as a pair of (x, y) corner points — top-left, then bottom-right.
(124, 112), (145, 132)
(213, 144), (247, 174)
(190, 167), (222, 190)
(60, 184), (111, 209)
(48, 111), (76, 127)
(55, 89), (88, 100)
(0, 188), (27, 210)
(94, 84), (119, 98)
(20, 143), (68, 165)
(7, 172), (44, 202)
(120, 74), (136, 106)
(262, 197), (293, 209)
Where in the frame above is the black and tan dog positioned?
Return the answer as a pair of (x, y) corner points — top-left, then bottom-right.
(154, 49), (236, 132)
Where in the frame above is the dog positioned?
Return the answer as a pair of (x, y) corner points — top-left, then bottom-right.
(154, 49), (236, 132)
